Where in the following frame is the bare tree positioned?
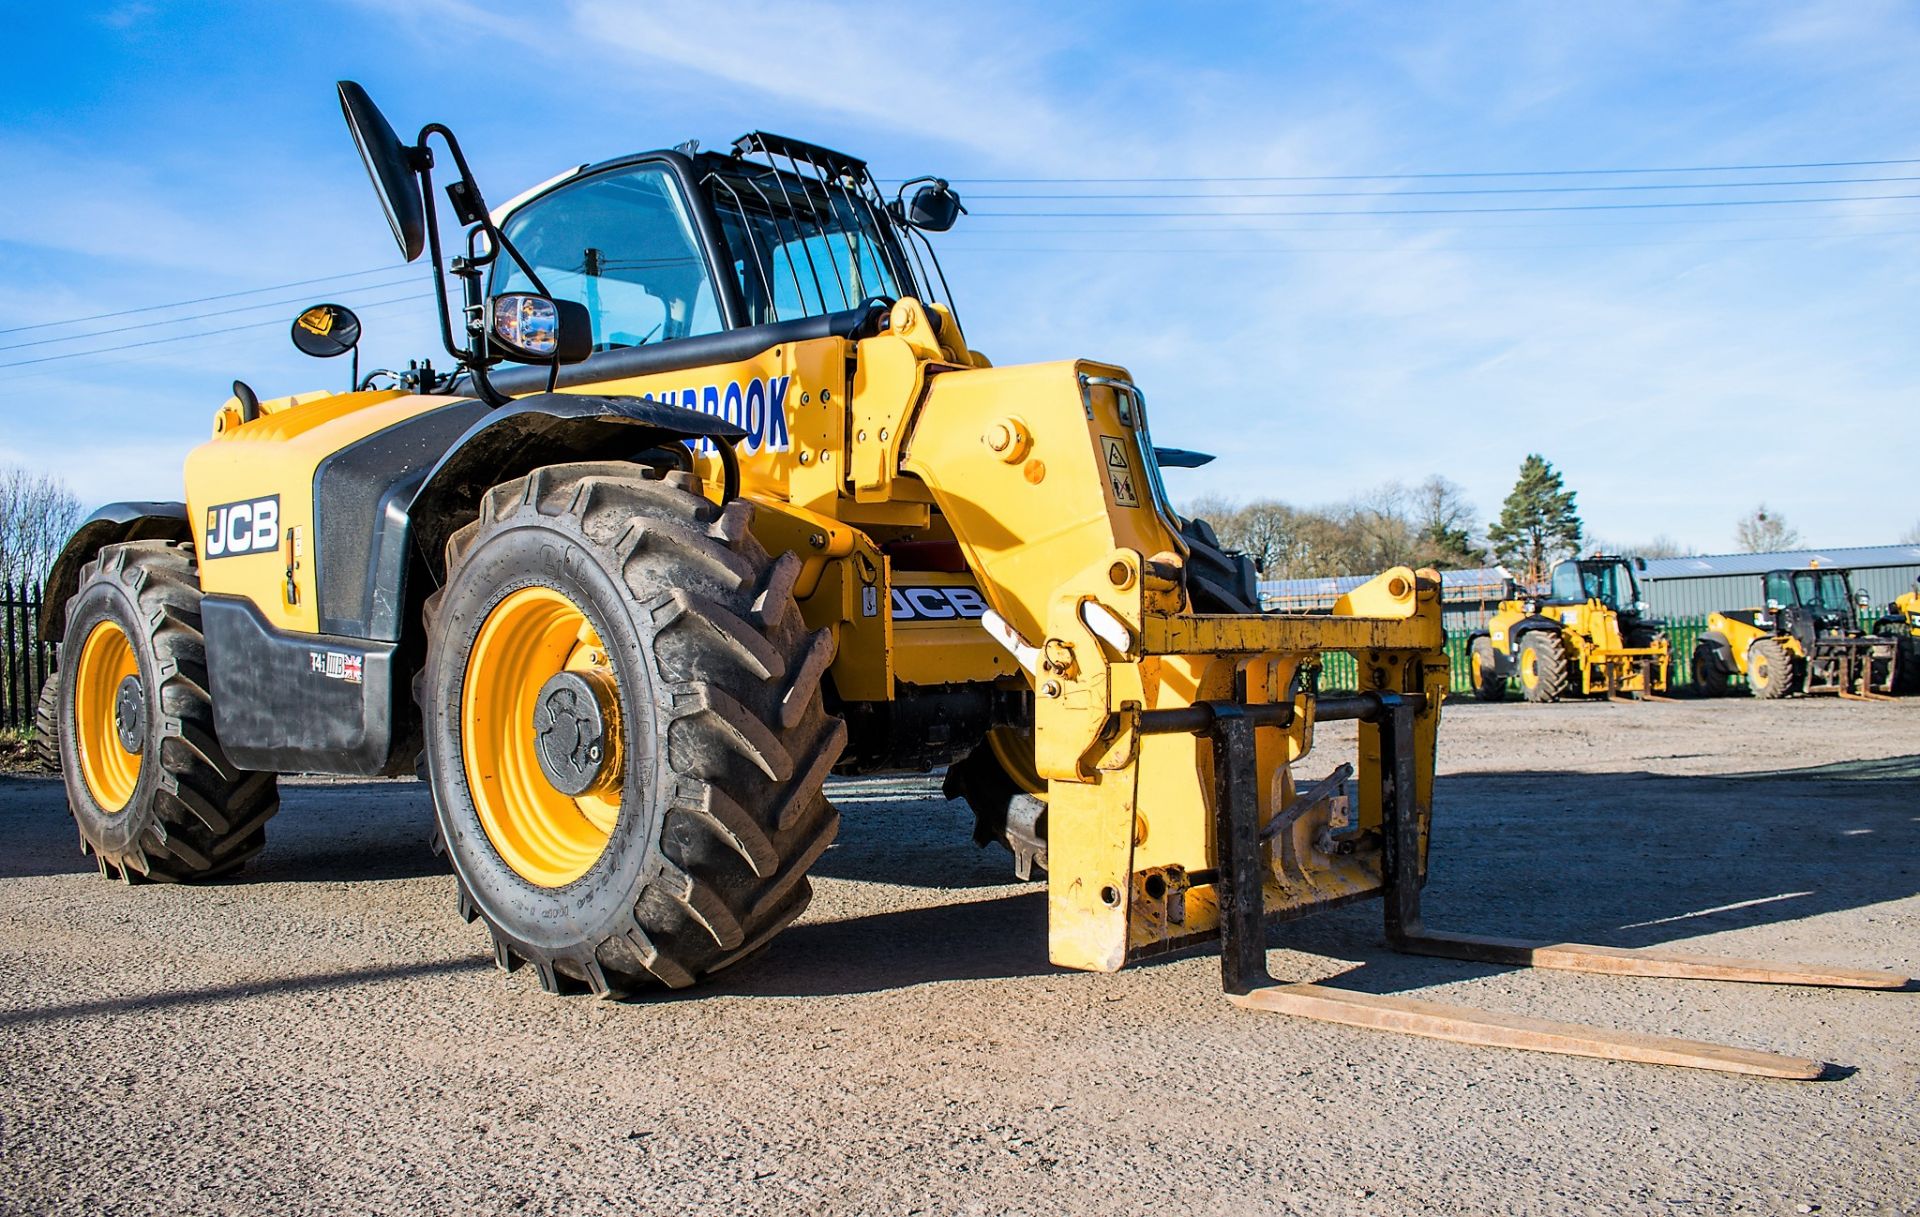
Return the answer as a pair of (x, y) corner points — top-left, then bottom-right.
(1588, 534), (1694, 559)
(0, 465), (83, 588)
(1409, 475), (1483, 568)
(1902, 520), (1920, 546)
(1188, 474), (1484, 580)
(1734, 504), (1801, 554)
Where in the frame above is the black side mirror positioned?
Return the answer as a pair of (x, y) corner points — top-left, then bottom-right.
(290, 303), (362, 359)
(486, 294), (592, 366)
(338, 80), (427, 261)
(1633, 556), (1648, 572)
(890, 177), (966, 233)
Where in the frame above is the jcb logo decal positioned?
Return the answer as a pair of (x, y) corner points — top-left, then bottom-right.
(891, 585), (988, 621)
(202, 496), (280, 559)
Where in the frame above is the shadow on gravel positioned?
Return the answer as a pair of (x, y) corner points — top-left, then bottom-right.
(0, 958), (490, 1028)
(0, 775), (445, 883)
(694, 889), (1055, 999)
(3, 753), (1914, 1003)
(1249, 752), (1920, 1000)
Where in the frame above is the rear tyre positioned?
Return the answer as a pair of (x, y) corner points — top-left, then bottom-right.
(1692, 633), (1732, 697)
(943, 727), (1047, 880)
(1470, 638), (1507, 702)
(949, 514), (1254, 879)
(31, 674), (61, 770)
(1746, 638), (1799, 699)
(419, 463), (845, 996)
(1180, 515), (1259, 613)
(1518, 632), (1571, 704)
(57, 541), (279, 881)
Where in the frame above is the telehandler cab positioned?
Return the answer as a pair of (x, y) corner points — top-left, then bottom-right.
(1469, 555), (1670, 702)
(38, 83), (1902, 1078)
(1696, 565), (1899, 699)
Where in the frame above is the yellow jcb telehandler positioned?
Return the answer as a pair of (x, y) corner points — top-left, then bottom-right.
(1872, 585), (1919, 694)
(36, 83), (1901, 1078)
(1468, 555), (1670, 702)
(1696, 565), (1899, 699)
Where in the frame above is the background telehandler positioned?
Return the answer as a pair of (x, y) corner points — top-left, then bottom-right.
(1695, 565), (1899, 698)
(36, 83), (1900, 1078)
(1872, 584), (1919, 694)
(1468, 555), (1669, 702)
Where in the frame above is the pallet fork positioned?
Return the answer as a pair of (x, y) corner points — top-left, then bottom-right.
(1598, 652), (1675, 703)
(1172, 692), (1907, 1079)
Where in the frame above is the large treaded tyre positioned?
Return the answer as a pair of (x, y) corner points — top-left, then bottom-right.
(1180, 515), (1260, 613)
(57, 541), (279, 881)
(1518, 631), (1571, 703)
(31, 673), (60, 770)
(1692, 633), (1733, 697)
(1470, 638), (1508, 702)
(419, 463), (845, 996)
(1746, 638), (1799, 699)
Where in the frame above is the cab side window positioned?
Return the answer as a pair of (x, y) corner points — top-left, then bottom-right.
(1549, 562), (1582, 602)
(1765, 572), (1791, 606)
(492, 165), (723, 350)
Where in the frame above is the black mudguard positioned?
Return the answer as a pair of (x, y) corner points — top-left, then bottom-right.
(407, 392), (748, 575)
(39, 502), (192, 643)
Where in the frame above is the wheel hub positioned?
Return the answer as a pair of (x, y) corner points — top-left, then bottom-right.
(114, 674), (146, 754)
(533, 670), (615, 797)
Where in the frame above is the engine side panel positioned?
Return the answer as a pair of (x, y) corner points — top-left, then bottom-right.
(184, 390), (475, 635)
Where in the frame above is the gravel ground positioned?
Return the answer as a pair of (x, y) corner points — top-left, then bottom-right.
(1, 697), (1915, 1216)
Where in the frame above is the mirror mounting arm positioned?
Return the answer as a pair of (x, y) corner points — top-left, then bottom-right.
(412, 122), (556, 408)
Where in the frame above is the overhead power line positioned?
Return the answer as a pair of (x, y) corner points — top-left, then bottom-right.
(964, 174), (1920, 200)
(0, 293), (434, 371)
(882, 157), (1920, 185)
(0, 263), (413, 337)
(941, 227), (1920, 256)
(0, 277), (425, 352)
(971, 192), (1920, 219)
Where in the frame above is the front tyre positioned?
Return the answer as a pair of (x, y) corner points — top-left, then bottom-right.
(1746, 638), (1799, 699)
(1518, 632), (1571, 703)
(57, 541), (278, 881)
(420, 464), (845, 996)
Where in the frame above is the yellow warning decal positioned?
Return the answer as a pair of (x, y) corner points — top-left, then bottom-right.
(1098, 435), (1140, 507)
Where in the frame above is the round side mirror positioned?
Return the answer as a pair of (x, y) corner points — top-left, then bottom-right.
(290, 303), (362, 358)
(889, 178), (967, 233)
(338, 80), (427, 262)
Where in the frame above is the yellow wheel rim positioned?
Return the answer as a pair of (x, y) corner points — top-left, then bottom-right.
(461, 586), (623, 888)
(1519, 647), (1539, 687)
(986, 725), (1045, 797)
(74, 620), (140, 812)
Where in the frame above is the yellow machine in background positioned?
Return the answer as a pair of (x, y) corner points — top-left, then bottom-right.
(1468, 555), (1669, 702)
(1874, 587), (1919, 694)
(1696, 565), (1899, 699)
(35, 84), (1901, 1078)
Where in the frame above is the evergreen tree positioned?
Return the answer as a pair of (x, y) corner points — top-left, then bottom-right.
(1486, 454), (1583, 587)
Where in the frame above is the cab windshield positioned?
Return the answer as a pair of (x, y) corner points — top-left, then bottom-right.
(1549, 560), (1636, 609)
(1774, 568), (1850, 606)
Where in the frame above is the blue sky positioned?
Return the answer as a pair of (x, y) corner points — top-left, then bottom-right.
(3, 1), (1917, 553)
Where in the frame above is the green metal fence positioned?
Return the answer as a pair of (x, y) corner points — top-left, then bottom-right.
(1313, 616), (1742, 697)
